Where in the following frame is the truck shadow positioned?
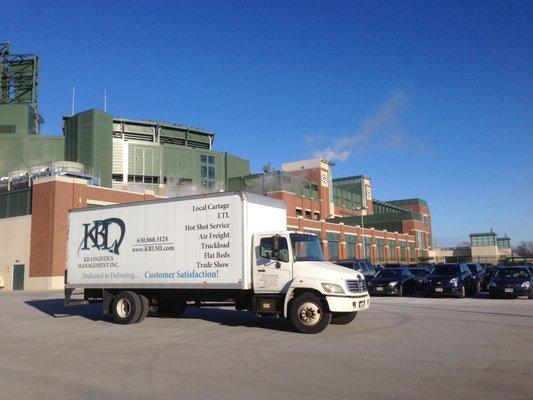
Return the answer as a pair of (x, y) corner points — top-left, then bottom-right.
(25, 299), (113, 322)
(24, 299), (293, 331)
(175, 307), (293, 332)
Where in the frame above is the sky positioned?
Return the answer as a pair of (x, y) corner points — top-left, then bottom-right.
(2, 0), (532, 245)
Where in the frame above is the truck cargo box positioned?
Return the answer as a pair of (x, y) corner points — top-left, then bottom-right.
(66, 191), (286, 290)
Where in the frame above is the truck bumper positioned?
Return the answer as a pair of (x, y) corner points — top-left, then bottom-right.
(326, 294), (370, 312)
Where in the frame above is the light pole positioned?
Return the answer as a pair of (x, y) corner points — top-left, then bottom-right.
(356, 206), (367, 260)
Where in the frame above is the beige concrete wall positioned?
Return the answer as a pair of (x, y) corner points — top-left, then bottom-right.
(433, 248), (471, 258)
(25, 276), (65, 291)
(471, 245), (499, 258)
(0, 215), (31, 291)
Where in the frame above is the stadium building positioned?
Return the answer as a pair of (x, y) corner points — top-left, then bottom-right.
(0, 42), (433, 291)
(229, 158), (433, 263)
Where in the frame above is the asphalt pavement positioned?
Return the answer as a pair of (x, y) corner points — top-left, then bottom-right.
(0, 291), (532, 400)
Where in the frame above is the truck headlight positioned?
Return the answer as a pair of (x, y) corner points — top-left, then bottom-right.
(388, 281), (398, 287)
(321, 283), (345, 294)
(489, 281), (497, 287)
(449, 277), (458, 285)
(521, 281), (531, 288)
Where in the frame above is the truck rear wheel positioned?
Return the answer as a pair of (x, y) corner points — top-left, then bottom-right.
(136, 294), (149, 323)
(331, 311), (357, 325)
(112, 291), (142, 324)
(289, 293), (331, 334)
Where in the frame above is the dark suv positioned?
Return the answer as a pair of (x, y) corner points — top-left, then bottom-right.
(489, 267), (533, 299)
(466, 263), (485, 293)
(335, 259), (376, 282)
(425, 263), (475, 298)
(367, 268), (416, 296)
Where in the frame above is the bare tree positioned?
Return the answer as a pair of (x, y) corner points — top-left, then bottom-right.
(514, 241), (533, 257)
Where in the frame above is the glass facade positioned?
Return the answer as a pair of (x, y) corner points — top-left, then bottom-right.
(228, 172), (318, 200)
(327, 232), (340, 261)
(200, 154), (215, 189)
(497, 237), (511, 248)
(415, 231), (426, 249)
(470, 234), (496, 247)
(399, 241), (406, 261)
(376, 238), (384, 262)
(363, 236), (371, 260)
(346, 234), (357, 259)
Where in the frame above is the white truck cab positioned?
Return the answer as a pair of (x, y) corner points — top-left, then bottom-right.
(252, 231), (370, 333)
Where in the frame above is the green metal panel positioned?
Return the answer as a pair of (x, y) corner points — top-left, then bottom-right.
(160, 128), (186, 140)
(63, 109), (113, 187)
(187, 132), (210, 144)
(0, 134), (64, 175)
(386, 198), (428, 207)
(129, 143), (161, 178)
(92, 110), (113, 187)
(0, 104), (34, 134)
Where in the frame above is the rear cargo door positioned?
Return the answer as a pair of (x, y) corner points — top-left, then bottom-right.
(253, 235), (292, 293)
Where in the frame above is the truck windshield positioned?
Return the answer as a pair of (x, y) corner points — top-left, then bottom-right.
(290, 233), (324, 262)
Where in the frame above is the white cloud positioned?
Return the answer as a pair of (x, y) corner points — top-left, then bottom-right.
(313, 90), (410, 162)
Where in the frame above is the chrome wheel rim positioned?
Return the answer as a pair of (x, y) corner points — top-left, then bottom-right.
(297, 302), (322, 326)
(116, 298), (131, 318)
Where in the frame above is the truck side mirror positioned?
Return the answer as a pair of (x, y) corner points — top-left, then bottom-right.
(272, 235), (280, 253)
(271, 235), (290, 263)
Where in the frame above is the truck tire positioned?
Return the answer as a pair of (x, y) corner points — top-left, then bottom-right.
(458, 285), (466, 299)
(289, 293), (331, 334)
(112, 291), (142, 324)
(331, 311), (357, 325)
(528, 288), (533, 300)
(136, 294), (149, 323)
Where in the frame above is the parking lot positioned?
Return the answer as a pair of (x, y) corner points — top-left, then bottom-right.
(0, 291), (532, 400)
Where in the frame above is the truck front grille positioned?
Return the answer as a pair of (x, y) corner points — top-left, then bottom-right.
(346, 279), (367, 293)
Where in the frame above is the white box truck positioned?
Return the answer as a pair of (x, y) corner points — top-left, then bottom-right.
(65, 191), (370, 333)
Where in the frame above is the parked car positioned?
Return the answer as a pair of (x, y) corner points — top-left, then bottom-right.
(425, 263), (475, 298)
(466, 263), (485, 293)
(335, 259), (376, 281)
(367, 268), (416, 296)
(408, 267), (430, 292)
(488, 266), (533, 299)
(384, 263), (409, 269)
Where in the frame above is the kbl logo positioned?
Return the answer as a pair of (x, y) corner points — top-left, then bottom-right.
(79, 218), (126, 255)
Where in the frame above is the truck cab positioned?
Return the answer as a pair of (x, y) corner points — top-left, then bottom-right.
(251, 232), (370, 333)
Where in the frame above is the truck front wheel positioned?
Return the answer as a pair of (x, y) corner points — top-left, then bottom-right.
(331, 311), (357, 325)
(112, 291), (142, 324)
(289, 293), (331, 334)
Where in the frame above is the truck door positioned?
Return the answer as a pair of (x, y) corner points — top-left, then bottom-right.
(253, 235), (293, 293)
